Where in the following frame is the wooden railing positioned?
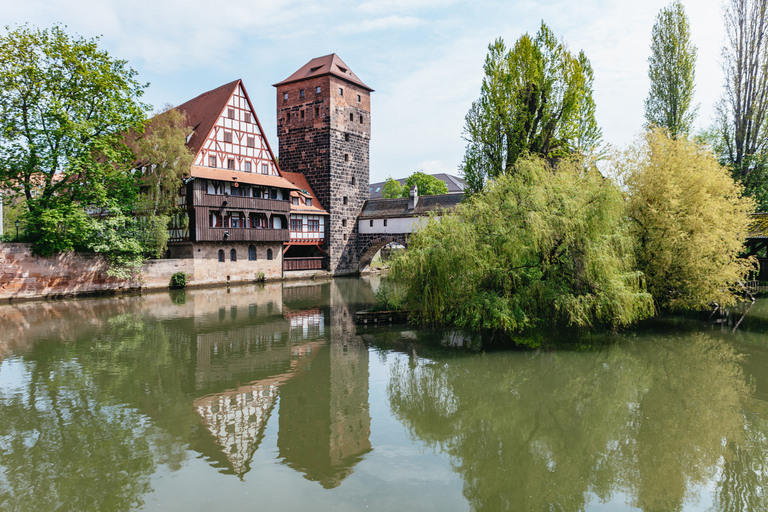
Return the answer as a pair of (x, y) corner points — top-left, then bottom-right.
(283, 257), (325, 271)
(197, 227), (290, 242)
(194, 193), (291, 212)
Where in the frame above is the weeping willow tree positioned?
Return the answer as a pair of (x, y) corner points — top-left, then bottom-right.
(390, 155), (654, 344)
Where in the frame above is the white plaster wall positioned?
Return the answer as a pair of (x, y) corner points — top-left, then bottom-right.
(358, 216), (432, 234)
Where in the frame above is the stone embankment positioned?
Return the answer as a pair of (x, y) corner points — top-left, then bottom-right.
(0, 243), (290, 302)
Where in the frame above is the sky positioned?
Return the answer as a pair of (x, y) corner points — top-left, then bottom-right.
(5, 0), (726, 183)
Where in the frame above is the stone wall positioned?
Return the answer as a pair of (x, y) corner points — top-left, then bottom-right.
(0, 242), (284, 302)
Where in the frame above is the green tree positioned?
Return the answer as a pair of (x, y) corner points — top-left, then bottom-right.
(382, 177), (403, 198)
(402, 171), (449, 197)
(459, 23), (602, 192)
(715, 0), (768, 209)
(615, 128), (755, 311)
(390, 155), (653, 342)
(644, 0), (698, 139)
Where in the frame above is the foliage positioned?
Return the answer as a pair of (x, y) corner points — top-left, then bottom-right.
(615, 129), (755, 310)
(390, 155), (653, 342)
(169, 271), (188, 289)
(715, 0), (768, 210)
(459, 23), (602, 192)
(371, 281), (406, 312)
(255, 271), (266, 282)
(382, 177), (403, 199)
(645, 0), (698, 139)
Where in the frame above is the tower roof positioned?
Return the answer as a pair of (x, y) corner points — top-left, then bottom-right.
(273, 54), (373, 92)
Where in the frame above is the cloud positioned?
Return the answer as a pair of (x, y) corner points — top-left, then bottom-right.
(356, 0), (456, 15)
(340, 15), (422, 34)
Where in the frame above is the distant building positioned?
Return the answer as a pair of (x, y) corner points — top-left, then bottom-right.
(368, 173), (466, 199)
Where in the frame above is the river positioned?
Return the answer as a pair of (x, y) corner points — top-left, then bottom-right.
(1, 277), (768, 511)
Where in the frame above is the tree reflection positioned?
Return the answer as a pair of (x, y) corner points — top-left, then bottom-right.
(0, 358), (154, 511)
(387, 334), (752, 512)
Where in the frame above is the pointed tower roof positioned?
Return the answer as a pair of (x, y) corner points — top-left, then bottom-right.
(175, 79), (241, 155)
(273, 54), (373, 92)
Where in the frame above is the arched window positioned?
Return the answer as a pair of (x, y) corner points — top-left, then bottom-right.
(248, 245), (256, 261)
(267, 249), (273, 261)
(230, 248), (237, 262)
(218, 249), (224, 262)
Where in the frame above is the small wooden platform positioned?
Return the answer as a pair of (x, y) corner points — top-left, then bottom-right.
(355, 310), (409, 324)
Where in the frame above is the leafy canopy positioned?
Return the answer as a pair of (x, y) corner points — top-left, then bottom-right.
(381, 172), (450, 198)
(645, 0), (698, 139)
(391, 155), (653, 343)
(460, 23), (602, 192)
(615, 128), (755, 310)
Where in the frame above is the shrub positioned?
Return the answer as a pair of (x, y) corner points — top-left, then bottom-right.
(169, 271), (188, 289)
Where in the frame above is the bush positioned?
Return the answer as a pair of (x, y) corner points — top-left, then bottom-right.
(169, 271), (188, 289)
(255, 271), (266, 282)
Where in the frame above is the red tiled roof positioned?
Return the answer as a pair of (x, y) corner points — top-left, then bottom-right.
(281, 171), (329, 215)
(273, 54), (373, 92)
(175, 79), (240, 156)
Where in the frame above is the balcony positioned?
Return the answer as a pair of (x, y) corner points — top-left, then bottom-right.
(283, 257), (325, 271)
(197, 227), (290, 243)
(195, 193), (290, 213)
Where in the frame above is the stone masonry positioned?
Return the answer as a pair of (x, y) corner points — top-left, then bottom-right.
(275, 63), (371, 275)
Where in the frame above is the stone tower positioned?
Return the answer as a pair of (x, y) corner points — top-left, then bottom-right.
(274, 54), (373, 275)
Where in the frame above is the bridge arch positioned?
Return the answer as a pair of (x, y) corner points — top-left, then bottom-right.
(357, 234), (409, 270)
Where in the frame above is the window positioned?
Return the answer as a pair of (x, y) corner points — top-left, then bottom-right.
(343, 196), (348, 205)
(218, 249), (225, 262)
(292, 197), (299, 206)
(344, 154), (349, 162)
(384, 219), (388, 226)
(349, 113), (354, 122)
(227, 159), (235, 170)
(210, 211), (222, 227)
(359, 114), (363, 123)
(339, 87), (343, 95)
(247, 137), (255, 147)
(267, 249), (273, 260)
(209, 155), (216, 167)
(290, 218), (302, 231)
(230, 248), (237, 261)
(283, 92), (288, 101)
(305, 198), (312, 206)
(345, 133), (349, 142)
(251, 213), (267, 228)
(357, 94), (361, 102)
(342, 219), (347, 227)
(245, 113), (251, 123)
(300, 89), (304, 98)
(270, 188), (277, 199)
(224, 132), (232, 143)
(308, 219), (319, 231)
(245, 162), (251, 172)
(316, 86), (321, 93)
(228, 108), (235, 119)
(369, 219), (373, 227)
(262, 164), (269, 174)
(286, 112), (291, 121)
(315, 107), (320, 116)
(351, 176), (356, 185)
(300, 110), (305, 119)
(248, 245), (256, 261)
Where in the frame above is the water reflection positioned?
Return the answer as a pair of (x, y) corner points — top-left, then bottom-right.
(386, 333), (757, 512)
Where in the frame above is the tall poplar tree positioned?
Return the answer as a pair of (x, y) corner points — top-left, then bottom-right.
(644, 0), (698, 139)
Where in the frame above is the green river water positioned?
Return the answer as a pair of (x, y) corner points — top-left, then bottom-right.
(2, 276), (768, 511)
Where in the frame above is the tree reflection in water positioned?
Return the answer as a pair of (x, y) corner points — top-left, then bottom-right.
(387, 333), (757, 512)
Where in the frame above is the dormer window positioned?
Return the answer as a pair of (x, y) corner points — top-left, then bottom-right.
(292, 197), (299, 206)
(306, 198), (312, 207)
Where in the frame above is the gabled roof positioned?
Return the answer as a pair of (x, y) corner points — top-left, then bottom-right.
(273, 54), (373, 92)
(358, 193), (465, 219)
(190, 166), (301, 190)
(175, 79), (241, 156)
(281, 171), (329, 215)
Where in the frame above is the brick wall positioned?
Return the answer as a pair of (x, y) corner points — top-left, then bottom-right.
(0, 242), (284, 302)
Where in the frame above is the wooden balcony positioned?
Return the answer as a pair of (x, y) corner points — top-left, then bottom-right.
(197, 226), (290, 243)
(194, 193), (291, 212)
(283, 257), (325, 271)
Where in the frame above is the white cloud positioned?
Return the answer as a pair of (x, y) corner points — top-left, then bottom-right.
(340, 15), (422, 34)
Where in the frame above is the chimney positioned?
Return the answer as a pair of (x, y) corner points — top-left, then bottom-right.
(408, 184), (419, 210)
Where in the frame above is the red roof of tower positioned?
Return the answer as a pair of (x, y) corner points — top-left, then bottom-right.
(273, 54), (373, 92)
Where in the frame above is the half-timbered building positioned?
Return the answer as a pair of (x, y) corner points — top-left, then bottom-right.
(167, 79), (328, 278)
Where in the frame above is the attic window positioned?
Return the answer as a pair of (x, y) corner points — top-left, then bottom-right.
(292, 197), (299, 206)
(310, 66), (322, 73)
(224, 132), (232, 143)
(245, 113), (251, 123)
(262, 164), (269, 174)
(337, 66), (347, 73)
(306, 198), (312, 206)
(247, 137), (255, 147)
